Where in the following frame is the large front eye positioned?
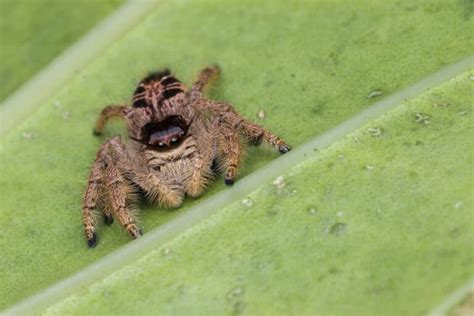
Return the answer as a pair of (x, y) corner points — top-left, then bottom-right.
(148, 126), (185, 148)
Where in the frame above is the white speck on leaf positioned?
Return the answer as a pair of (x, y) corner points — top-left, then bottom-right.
(61, 111), (70, 120)
(242, 198), (253, 208)
(454, 201), (463, 209)
(434, 102), (449, 108)
(368, 127), (383, 137)
(22, 132), (34, 139)
(367, 90), (383, 99)
(227, 287), (244, 300)
(273, 176), (285, 191)
(415, 113), (430, 125)
(308, 207), (317, 215)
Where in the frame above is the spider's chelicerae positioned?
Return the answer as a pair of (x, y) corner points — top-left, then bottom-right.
(83, 65), (290, 247)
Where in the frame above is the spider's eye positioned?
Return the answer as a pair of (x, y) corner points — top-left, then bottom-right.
(170, 137), (178, 144)
(132, 86), (148, 108)
(158, 142), (165, 147)
(162, 88), (182, 100)
(132, 98), (148, 108)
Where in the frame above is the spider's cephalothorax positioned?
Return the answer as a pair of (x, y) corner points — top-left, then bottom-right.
(83, 66), (291, 247)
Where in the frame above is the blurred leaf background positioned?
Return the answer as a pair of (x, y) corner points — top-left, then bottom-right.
(0, 0), (472, 314)
(0, 0), (124, 101)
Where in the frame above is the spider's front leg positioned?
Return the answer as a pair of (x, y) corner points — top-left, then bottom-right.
(198, 100), (291, 153)
(217, 122), (243, 185)
(236, 117), (291, 153)
(82, 137), (141, 247)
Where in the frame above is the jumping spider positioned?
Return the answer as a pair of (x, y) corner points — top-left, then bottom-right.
(83, 65), (290, 247)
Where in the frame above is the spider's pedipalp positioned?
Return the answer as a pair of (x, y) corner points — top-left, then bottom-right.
(184, 150), (215, 197)
(135, 173), (184, 208)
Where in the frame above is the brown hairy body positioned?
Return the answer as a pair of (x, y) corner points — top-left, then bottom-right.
(83, 66), (290, 247)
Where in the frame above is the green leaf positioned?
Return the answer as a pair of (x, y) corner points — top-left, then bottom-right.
(44, 71), (474, 316)
(0, 0), (124, 101)
(0, 0), (472, 312)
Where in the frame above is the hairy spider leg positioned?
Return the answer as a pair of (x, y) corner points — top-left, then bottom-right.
(217, 122), (243, 185)
(93, 105), (127, 135)
(83, 137), (140, 247)
(196, 99), (291, 153)
(190, 65), (221, 100)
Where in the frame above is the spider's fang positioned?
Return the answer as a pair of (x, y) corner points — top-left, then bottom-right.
(224, 178), (234, 186)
